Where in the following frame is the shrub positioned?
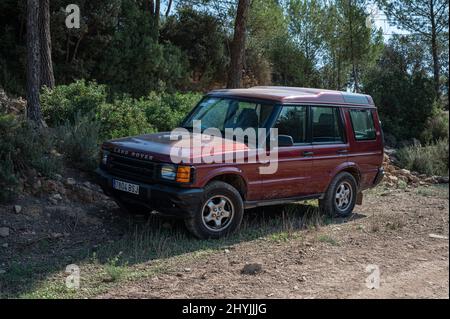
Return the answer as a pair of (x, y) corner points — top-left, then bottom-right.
(0, 115), (61, 177)
(55, 112), (100, 171)
(97, 97), (154, 140)
(397, 138), (449, 176)
(0, 158), (18, 202)
(41, 81), (154, 140)
(41, 81), (203, 141)
(41, 80), (108, 126)
(143, 92), (202, 131)
(421, 109), (449, 143)
(0, 115), (62, 202)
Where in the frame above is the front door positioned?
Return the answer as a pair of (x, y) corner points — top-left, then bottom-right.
(262, 105), (314, 199)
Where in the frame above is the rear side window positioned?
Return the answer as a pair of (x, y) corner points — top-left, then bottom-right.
(349, 109), (376, 141)
(311, 107), (344, 143)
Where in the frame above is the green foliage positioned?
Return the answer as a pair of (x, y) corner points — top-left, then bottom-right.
(104, 253), (127, 282)
(376, 0), (449, 96)
(0, 154), (18, 202)
(364, 42), (437, 142)
(50, 0), (122, 84)
(288, 0), (326, 63)
(1, 0), (447, 147)
(0, 0), (27, 96)
(246, 0), (288, 85)
(161, 7), (228, 88)
(97, 97), (153, 139)
(41, 81), (200, 141)
(1, 117), (61, 177)
(41, 80), (108, 126)
(0, 115), (62, 202)
(397, 139), (449, 176)
(55, 113), (100, 171)
(143, 92), (202, 132)
(420, 106), (449, 143)
(97, 0), (189, 97)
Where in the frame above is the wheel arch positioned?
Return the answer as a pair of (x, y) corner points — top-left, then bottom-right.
(206, 173), (248, 200)
(330, 163), (362, 188)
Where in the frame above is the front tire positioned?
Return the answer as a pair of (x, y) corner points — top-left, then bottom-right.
(185, 181), (244, 239)
(319, 172), (357, 217)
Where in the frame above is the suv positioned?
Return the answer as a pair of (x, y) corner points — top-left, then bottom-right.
(96, 87), (384, 239)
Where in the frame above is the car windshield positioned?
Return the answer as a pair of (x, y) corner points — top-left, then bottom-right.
(182, 97), (275, 134)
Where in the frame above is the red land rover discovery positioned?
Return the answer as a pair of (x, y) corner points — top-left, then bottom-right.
(96, 87), (384, 239)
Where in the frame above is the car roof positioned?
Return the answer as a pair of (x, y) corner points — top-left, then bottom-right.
(207, 86), (375, 108)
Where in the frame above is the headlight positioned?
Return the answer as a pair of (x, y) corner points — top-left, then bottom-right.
(161, 164), (177, 180)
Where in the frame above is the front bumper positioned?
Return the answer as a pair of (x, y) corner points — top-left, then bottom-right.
(95, 168), (203, 218)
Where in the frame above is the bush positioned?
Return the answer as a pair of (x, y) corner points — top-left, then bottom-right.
(97, 97), (154, 139)
(41, 81), (200, 140)
(0, 115), (62, 202)
(41, 80), (108, 126)
(143, 92), (202, 131)
(420, 109), (449, 143)
(397, 138), (449, 176)
(0, 157), (18, 202)
(55, 113), (101, 171)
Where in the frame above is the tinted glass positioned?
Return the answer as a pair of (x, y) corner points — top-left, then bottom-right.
(349, 109), (376, 140)
(311, 107), (344, 143)
(184, 98), (275, 132)
(274, 106), (307, 144)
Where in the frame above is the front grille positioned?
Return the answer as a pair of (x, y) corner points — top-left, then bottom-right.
(104, 153), (159, 184)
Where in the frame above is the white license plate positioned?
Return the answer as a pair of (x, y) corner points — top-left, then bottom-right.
(113, 179), (140, 195)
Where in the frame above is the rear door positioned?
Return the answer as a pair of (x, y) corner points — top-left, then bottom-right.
(262, 105), (314, 199)
(346, 108), (383, 189)
(310, 106), (349, 194)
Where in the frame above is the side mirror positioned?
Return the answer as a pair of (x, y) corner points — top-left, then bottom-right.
(278, 135), (294, 147)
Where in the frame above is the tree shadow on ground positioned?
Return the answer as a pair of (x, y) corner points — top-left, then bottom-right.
(0, 201), (367, 298)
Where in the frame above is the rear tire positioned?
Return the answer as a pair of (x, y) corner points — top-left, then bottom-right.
(185, 181), (244, 239)
(319, 172), (357, 217)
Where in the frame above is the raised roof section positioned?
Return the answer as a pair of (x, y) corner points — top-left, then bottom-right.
(208, 86), (375, 107)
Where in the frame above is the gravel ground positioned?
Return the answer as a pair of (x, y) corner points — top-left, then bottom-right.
(98, 185), (449, 299)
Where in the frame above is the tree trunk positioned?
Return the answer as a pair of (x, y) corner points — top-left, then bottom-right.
(39, 0), (55, 89)
(430, 0), (440, 97)
(347, 0), (359, 92)
(227, 0), (251, 89)
(165, 0), (173, 17)
(26, 0), (43, 124)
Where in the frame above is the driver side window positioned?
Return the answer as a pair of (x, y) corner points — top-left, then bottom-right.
(273, 106), (307, 144)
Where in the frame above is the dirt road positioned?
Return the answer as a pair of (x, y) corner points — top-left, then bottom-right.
(1, 184), (448, 299)
(98, 186), (449, 299)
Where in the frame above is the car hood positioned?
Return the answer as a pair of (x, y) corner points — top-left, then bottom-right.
(102, 132), (249, 163)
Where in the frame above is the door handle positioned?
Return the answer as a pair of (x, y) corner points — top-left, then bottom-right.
(337, 150), (348, 155)
(303, 151), (314, 157)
